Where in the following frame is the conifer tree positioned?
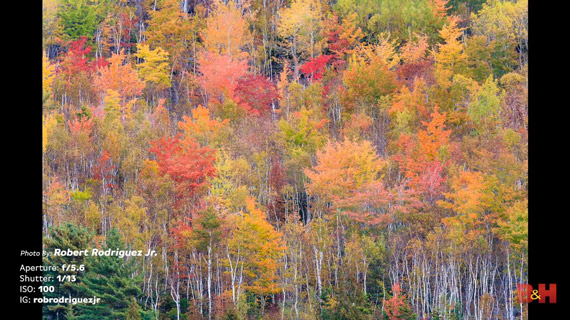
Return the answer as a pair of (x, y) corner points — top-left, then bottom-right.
(43, 223), (93, 320)
(71, 229), (153, 320)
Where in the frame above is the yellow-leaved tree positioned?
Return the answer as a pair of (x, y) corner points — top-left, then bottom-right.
(433, 18), (468, 75)
(226, 197), (286, 303)
(135, 43), (172, 93)
(278, 0), (326, 78)
(43, 52), (56, 101)
(201, 0), (251, 59)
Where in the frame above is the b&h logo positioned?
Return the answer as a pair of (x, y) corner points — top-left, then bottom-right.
(516, 283), (557, 304)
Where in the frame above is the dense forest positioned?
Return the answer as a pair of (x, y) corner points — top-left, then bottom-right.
(41, 0), (528, 319)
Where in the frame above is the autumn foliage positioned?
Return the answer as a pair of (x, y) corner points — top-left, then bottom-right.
(149, 134), (216, 202)
(42, 0), (528, 319)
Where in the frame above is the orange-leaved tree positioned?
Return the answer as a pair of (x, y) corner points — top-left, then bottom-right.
(95, 50), (144, 104)
(305, 138), (391, 224)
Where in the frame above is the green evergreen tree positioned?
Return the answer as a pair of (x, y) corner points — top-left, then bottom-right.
(71, 229), (153, 320)
(43, 222), (93, 320)
(58, 0), (100, 41)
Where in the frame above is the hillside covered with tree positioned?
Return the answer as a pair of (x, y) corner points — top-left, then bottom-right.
(42, 0), (528, 319)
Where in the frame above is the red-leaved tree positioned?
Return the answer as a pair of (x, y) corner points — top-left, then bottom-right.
(148, 134), (217, 206)
(234, 74), (280, 116)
